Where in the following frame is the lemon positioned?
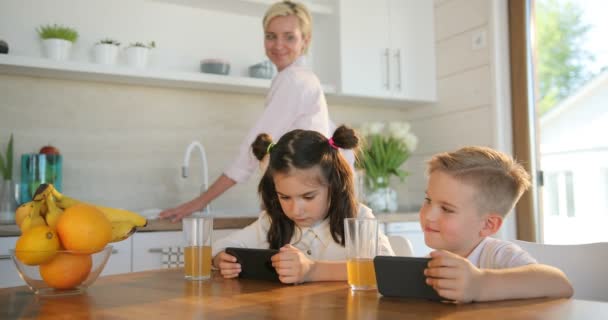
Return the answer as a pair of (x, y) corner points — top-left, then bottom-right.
(15, 225), (61, 265)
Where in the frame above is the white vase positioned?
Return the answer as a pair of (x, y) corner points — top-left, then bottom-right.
(0, 179), (17, 224)
(42, 38), (73, 61)
(93, 44), (119, 65)
(125, 47), (149, 68)
(366, 187), (398, 213)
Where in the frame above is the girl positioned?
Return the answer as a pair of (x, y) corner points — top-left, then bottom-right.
(212, 126), (394, 284)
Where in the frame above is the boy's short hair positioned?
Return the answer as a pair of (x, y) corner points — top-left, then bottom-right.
(427, 146), (531, 216)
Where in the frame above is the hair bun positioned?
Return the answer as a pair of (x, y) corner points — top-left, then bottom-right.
(251, 133), (274, 160)
(331, 125), (359, 150)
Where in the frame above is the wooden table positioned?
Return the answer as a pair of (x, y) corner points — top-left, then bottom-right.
(1, 269), (607, 320)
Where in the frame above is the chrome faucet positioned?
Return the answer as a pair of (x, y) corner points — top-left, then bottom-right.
(182, 141), (210, 215)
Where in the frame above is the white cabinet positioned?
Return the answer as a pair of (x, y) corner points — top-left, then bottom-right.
(0, 237), (23, 288)
(132, 231), (183, 272)
(102, 238), (132, 276)
(131, 229), (238, 272)
(338, 0), (436, 102)
(385, 222), (431, 257)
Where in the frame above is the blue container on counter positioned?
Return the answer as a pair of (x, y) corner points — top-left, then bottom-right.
(19, 154), (62, 204)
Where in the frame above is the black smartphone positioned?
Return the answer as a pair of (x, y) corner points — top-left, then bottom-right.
(224, 247), (280, 282)
(373, 256), (443, 301)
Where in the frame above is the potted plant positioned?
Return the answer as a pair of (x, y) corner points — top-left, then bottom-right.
(125, 41), (156, 68)
(93, 38), (120, 65)
(356, 122), (418, 213)
(37, 24), (79, 61)
(0, 134), (15, 224)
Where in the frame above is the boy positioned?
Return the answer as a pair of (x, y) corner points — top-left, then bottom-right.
(421, 146), (573, 303)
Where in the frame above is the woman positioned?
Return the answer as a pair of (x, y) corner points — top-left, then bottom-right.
(160, 1), (341, 221)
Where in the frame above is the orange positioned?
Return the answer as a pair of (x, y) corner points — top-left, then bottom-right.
(39, 252), (92, 289)
(56, 204), (112, 254)
(15, 226), (60, 265)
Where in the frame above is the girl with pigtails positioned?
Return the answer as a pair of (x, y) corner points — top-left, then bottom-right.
(212, 125), (394, 284)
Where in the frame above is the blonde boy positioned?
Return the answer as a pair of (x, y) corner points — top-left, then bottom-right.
(421, 146), (573, 303)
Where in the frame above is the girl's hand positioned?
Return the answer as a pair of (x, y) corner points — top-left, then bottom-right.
(271, 244), (315, 284)
(213, 251), (241, 279)
(424, 250), (484, 303)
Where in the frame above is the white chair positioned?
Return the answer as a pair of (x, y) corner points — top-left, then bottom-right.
(387, 235), (414, 257)
(514, 240), (608, 302)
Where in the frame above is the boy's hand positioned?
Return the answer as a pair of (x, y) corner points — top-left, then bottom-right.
(271, 244), (315, 284)
(424, 250), (484, 303)
(213, 251), (241, 279)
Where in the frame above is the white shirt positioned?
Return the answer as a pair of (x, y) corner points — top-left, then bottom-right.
(467, 237), (538, 269)
(224, 56), (332, 183)
(213, 204), (395, 259)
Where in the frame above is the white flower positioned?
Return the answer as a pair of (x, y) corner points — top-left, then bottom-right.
(360, 122), (385, 136)
(403, 132), (418, 152)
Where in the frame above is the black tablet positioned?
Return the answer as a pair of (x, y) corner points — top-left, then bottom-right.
(374, 256), (443, 301)
(224, 247), (280, 282)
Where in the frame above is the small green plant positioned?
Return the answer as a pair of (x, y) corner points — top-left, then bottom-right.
(37, 24), (79, 43)
(128, 41), (156, 49)
(0, 134), (14, 180)
(96, 38), (121, 46)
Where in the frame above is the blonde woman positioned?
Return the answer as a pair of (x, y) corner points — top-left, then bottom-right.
(161, 1), (345, 221)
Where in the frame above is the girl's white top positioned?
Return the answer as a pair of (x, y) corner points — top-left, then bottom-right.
(213, 203), (395, 259)
(223, 55), (353, 183)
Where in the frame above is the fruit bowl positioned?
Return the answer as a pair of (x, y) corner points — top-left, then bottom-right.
(10, 246), (112, 296)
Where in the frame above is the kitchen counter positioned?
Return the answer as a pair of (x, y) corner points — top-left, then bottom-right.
(0, 216), (257, 237)
(1, 269), (605, 319)
(0, 212), (419, 237)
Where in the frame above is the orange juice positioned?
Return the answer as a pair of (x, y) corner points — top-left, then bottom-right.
(184, 246), (212, 280)
(347, 258), (377, 290)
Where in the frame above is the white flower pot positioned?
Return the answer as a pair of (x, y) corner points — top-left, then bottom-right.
(42, 38), (73, 61)
(93, 44), (119, 65)
(125, 47), (149, 68)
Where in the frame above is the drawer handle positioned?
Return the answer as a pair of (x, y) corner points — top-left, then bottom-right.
(0, 254), (11, 260)
(112, 249), (118, 254)
(149, 248), (163, 253)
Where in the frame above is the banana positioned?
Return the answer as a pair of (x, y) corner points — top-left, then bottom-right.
(45, 193), (63, 230)
(20, 200), (46, 232)
(110, 221), (137, 243)
(15, 202), (34, 227)
(51, 187), (147, 227)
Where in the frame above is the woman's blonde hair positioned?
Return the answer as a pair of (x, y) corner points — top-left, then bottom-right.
(427, 146), (531, 216)
(263, 1), (312, 54)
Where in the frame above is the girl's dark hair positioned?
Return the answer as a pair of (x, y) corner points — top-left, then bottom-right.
(251, 125), (359, 249)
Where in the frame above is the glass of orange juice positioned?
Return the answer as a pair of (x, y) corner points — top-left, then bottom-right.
(344, 218), (378, 291)
(182, 215), (213, 281)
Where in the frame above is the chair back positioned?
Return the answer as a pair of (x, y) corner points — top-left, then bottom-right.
(387, 235), (414, 257)
(514, 240), (608, 302)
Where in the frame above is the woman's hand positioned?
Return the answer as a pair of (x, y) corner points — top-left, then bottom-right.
(213, 251), (241, 279)
(271, 244), (315, 284)
(159, 198), (204, 222)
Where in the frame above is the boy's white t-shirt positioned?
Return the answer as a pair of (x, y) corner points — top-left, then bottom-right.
(466, 237), (537, 269)
(212, 204), (395, 259)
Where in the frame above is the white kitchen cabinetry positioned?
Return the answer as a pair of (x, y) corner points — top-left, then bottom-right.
(338, 0), (436, 102)
(0, 237), (22, 288)
(385, 222), (431, 257)
(102, 238), (132, 276)
(131, 229), (238, 272)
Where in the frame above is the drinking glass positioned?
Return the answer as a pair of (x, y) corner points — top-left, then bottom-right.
(182, 216), (213, 280)
(344, 218), (378, 291)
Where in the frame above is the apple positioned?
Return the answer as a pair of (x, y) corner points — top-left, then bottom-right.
(39, 145), (61, 155)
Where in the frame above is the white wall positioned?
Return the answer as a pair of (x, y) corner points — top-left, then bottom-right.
(0, 0), (512, 223)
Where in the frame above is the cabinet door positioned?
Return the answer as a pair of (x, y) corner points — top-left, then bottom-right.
(102, 238), (132, 276)
(339, 0), (391, 98)
(0, 237), (23, 288)
(132, 232), (183, 272)
(385, 222), (432, 256)
(388, 0), (436, 101)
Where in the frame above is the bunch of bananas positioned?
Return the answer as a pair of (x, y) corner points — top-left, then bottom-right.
(15, 184), (147, 243)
